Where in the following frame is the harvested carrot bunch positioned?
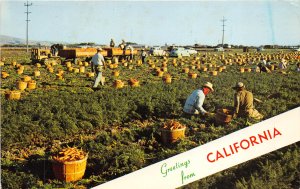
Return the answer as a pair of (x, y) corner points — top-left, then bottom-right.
(52, 147), (87, 162)
(129, 78), (139, 83)
(162, 120), (186, 130)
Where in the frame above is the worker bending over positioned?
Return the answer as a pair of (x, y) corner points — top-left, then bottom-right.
(232, 82), (263, 120)
(183, 82), (214, 116)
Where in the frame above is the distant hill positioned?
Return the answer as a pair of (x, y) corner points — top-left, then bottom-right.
(0, 35), (26, 45)
(0, 35), (61, 46)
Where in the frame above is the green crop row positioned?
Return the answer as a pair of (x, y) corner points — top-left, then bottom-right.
(1, 50), (300, 188)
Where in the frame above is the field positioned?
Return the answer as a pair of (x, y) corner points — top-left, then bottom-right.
(1, 48), (300, 188)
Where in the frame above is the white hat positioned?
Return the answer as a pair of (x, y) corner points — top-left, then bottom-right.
(203, 82), (214, 92)
(233, 82), (245, 89)
(97, 47), (103, 51)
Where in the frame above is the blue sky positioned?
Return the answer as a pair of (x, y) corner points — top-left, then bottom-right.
(1, 0), (300, 46)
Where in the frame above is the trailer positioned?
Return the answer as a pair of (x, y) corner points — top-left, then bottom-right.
(58, 48), (107, 60)
(31, 46), (138, 63)
(103, 47), (138, 58)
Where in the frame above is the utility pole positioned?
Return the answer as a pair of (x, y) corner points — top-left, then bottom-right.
(24, 0), (32, 53)
(221, 16), (226, 47)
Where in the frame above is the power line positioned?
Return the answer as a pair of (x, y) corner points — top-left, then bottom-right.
(24, 0), (33, 53)
(221, 16), (227, 47)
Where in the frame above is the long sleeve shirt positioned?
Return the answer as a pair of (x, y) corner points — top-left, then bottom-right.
(183, 89), (207, 115)
(141, 51), (147, 58)
(91, 53), (105, 66)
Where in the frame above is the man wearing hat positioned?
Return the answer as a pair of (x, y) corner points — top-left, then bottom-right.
(141, 49), (147, 64)
(91, 48), (106, 88)
(233, 82), (263, 120)
(183, 82), (214, 116)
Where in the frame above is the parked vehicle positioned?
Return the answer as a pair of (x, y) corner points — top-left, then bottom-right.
(214, 47), (225, 52)
(170, 47), (190, 57)
(293, 48), (300, 52)
(149, 46), (166, 56)
(185, 48), (197, 55)
(257, 47), (265, 52)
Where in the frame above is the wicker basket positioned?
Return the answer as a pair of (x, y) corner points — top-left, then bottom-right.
(182, 68), (189, 73)
(113, 71), (120, 77)
(164, 76), (172, 84)
(215, 108), (233, 125)
(34, 70), (41, 77)
(188, 73), (197, 79)
(5, 90), (21, 100)
(210, 71), (218, 76)
(73, 68), (80, 73)
(156, 71), (164, 77)
(52, 155), (88, 182)
(27, 80), (37, 90)
(1, 71), (9, 79)
(22, 75), (32, 82)
(113, 80), (124, 89)
(160, 127), (186, 144)
(86, 72), (95, 78)
(129, 79), (139, 87)
(17, 81), (28, 91)
(79, 66), (85, 73)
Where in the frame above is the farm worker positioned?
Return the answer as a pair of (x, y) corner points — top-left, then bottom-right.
(91, 48), (106, 88)
(50, 44), (58, 56)
(278, 58), (288, 69)
(119, 39), (127, 60)
(232, 82), (263, 120)
(258, 62), (270, 73)
(183, 82), (214, 116)
(261, 58), (267, 66)
(110, 39), (115, 47)
(141, 49), (147, 64)
(297, 63), (300, 72)
(119, 39), (126, 50)
(126, 45), (134, 60)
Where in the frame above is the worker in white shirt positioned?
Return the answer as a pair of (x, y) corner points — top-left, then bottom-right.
(126, 45), (134, 60)
(183, 82), (214, 116)
(91, 48), (106, 88)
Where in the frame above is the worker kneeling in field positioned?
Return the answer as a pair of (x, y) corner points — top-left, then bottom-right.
(183, 82), (214, 116)
(91, 48), (106, 88)
(232, 82), (263, 120)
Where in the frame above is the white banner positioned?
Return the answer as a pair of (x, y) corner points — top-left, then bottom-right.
(93, 107), (300, 189)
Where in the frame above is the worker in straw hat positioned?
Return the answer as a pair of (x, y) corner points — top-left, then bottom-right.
(183, 82), (214, 116)
(91, 48), (106, 88)
(232, 82), (263, 120)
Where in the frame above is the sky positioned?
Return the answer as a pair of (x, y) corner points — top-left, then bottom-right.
(0, 0), (300, 46)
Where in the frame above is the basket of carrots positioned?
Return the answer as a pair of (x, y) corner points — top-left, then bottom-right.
(51, 147), (88, 182)
(160, 120), (186, 144)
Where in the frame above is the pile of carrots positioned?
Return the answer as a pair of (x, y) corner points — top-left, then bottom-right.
(52, 147), (86, 162)
(162, 120), (186, 130)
